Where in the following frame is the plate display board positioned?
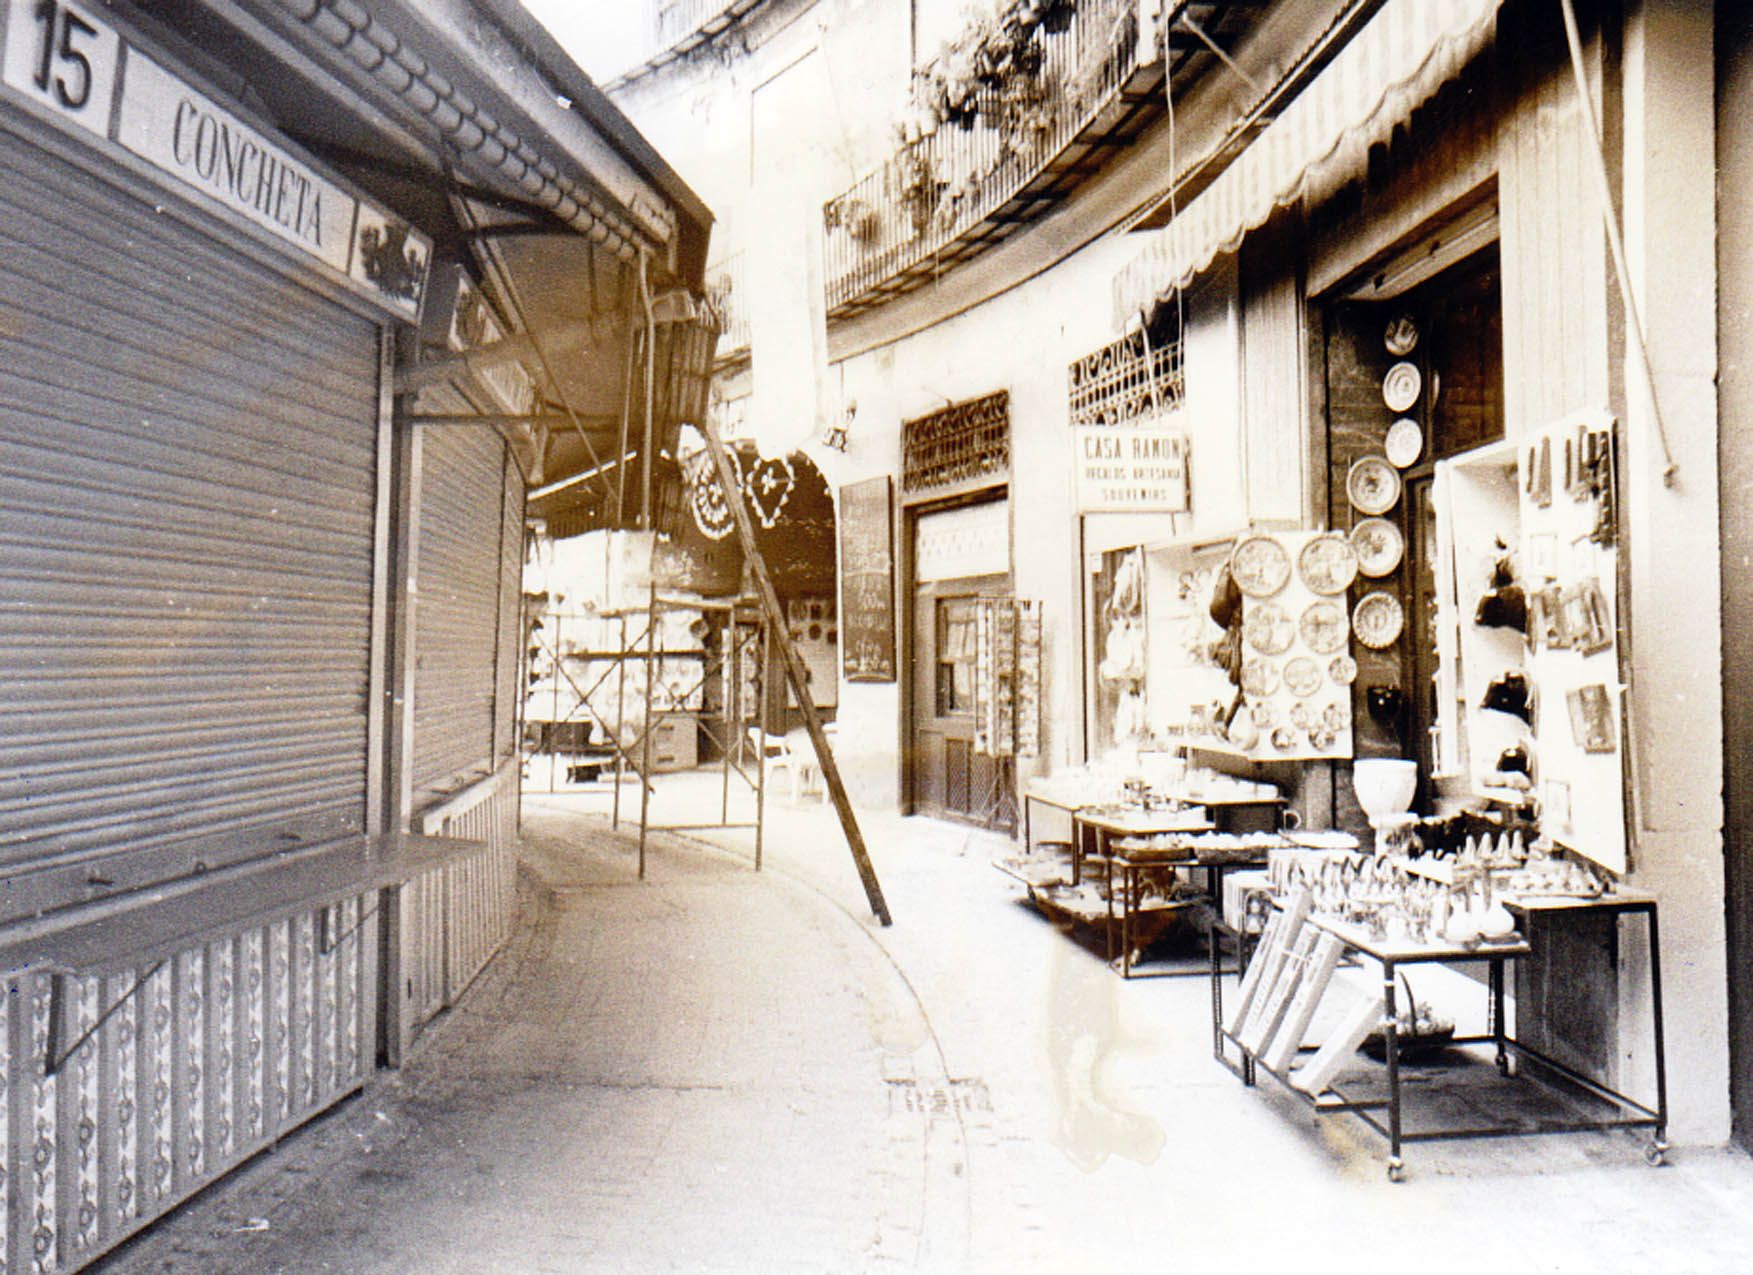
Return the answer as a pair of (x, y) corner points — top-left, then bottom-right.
(839, 477), (896, 682)
(1231, 530), (1357, 761)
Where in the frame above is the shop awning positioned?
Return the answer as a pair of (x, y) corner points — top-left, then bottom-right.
(1111, 0), (1501, 326)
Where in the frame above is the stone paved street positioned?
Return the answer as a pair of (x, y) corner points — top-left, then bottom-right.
(98, 777), (1753, 1273)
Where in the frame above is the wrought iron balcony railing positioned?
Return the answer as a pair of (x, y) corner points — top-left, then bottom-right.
(705, 250), (751, 357)
(1068, 326), (1184, 427)
(822, 0), (1151, 319)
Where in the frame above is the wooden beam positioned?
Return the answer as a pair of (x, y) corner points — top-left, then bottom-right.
(393, 316), (611, 396)
(698, 418), (893, 926)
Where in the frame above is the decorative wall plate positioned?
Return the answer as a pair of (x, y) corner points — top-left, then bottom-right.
(1384, 315), (1420, 356)
(1298, 533), (1359, 595)
(1241, 658), (1280, 698)
(1244, 601), (1295, 655)
(1346, 455), (1401, 515)
(1329, 654), (1358, 685)
(1300, 600), (1349, 654)
(1322, 701), (1352, 731)
(1383, 361), (1422, 412)
(1270, 725), (1299, 752)
(1350, 517), (1405, 577)
(1352, 590), (1406, 648)
(1385, 417), (1423, 468)
(1289, 702), (1312, 730)
(1231, 535), (1292, 598)
(1250, 699), (1277, 728)
(1283, 655), (1323, 698)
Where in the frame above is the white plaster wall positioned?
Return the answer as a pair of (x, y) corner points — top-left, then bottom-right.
(1615, 0), (1727, 1146)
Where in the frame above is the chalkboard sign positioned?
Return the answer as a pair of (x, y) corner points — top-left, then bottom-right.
(839, 476), (896, 682)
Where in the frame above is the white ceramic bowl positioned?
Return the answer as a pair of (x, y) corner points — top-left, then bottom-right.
(1353, 758), (1418, 822)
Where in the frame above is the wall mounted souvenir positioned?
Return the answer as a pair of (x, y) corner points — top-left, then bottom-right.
(1250, 700), (1277, 728)
(1270, 725), (1298, 752)
(1289, 702), (1313, 730)
(1300, 601), (1349, 654)
(1384, 314), (1420, 356)
(1385, 417), (1423, 468)
(1298, 533), (1359, 595)
(1352, 590), (1405, 648)
(1328, 654), (1358, 685)
(1382, 361), (1422, 412)
(1244, 601), (1295, 655)
(1527, 436), (1553, 509)
(1350, 518), (1404, 577)
(1559, 580), (1613, 655)
(1283, 655), (1323, 698)
(1241, 658), (1281, 697)
(1322, 702), (1351, 732)
(1232, 535), (1292, 598)
(1567, 683), (1617, 753)
(1346, 455), (1401, 516)
(1528, 584), (1566, 651)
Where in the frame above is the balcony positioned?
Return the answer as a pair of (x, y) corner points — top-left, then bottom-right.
(822, 0), (1158, 320)
(705, 250), (751, 361)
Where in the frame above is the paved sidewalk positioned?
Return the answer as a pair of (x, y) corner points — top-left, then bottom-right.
(98, 771), (1753, 1273)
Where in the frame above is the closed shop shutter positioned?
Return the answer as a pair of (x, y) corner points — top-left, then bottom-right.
(494, 459), (527, 764)
(411, 427), (508, 804)
(0, 128), (379, 919)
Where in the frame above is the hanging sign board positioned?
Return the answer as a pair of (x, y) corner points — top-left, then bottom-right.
(1072, 426), (1190, 514)
(1, 0), (431, 320)
(839, 476), (896, 683)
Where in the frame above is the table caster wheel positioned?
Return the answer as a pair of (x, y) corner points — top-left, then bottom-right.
(1645, 1140), (1668, 1167)
(1387, 1160), (1405, 1183)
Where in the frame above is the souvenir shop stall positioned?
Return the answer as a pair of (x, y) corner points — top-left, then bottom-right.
(1004, 397), (1664, 1173)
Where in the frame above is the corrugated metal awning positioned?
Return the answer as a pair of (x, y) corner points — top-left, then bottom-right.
(1112, 0), (1501, 326)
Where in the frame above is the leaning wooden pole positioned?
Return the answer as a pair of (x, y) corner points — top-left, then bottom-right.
(698, 418), (892, 925)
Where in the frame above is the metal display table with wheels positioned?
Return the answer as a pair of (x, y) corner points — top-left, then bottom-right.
(1210, 891), (1668, 1180)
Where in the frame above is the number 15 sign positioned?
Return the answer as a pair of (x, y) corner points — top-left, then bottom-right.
(3, 0), (122, 138)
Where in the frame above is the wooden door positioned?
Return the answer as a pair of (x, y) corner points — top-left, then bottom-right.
(909, 576), (1009, 826)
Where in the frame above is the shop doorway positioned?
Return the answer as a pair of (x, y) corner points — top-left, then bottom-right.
(1323, 243), (1504, 805)
(905, 497), (1014, 829)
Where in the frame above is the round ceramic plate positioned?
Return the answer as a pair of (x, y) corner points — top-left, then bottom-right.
(1240, 658), (1281, 698)
(1244, 602), (1295, 656)
(1322, 701), (1352, 731)
(1385, 417), (1423, 468)
(1383, 361), (1422, 412)
(1289, 702), (1312, 730)
(1384, 315), (1419, 357)
(1300, 600), (1349, 654)
(1308, 726), (1338, 752)
(1347, 455), (1402, 516)
(1329, 654), (1358, 685)
(1351, 517), (1405, 577)
(1232, 535), (1292, 598)
(1283, 655), (1323, 698)
(1353, 590), (1405, 649)
(1250, 700), (1276, 728)
(1270, 725), (1298, 752)
(1298, 533), (1359, 595)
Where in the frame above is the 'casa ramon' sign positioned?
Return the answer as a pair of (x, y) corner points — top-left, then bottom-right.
(1072, 426), (1190, 514)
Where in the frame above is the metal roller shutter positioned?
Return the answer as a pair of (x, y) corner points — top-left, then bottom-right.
(0, 128), (379, 919)
(411, 427), (508, 804)
(494, 458), (527, 764)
